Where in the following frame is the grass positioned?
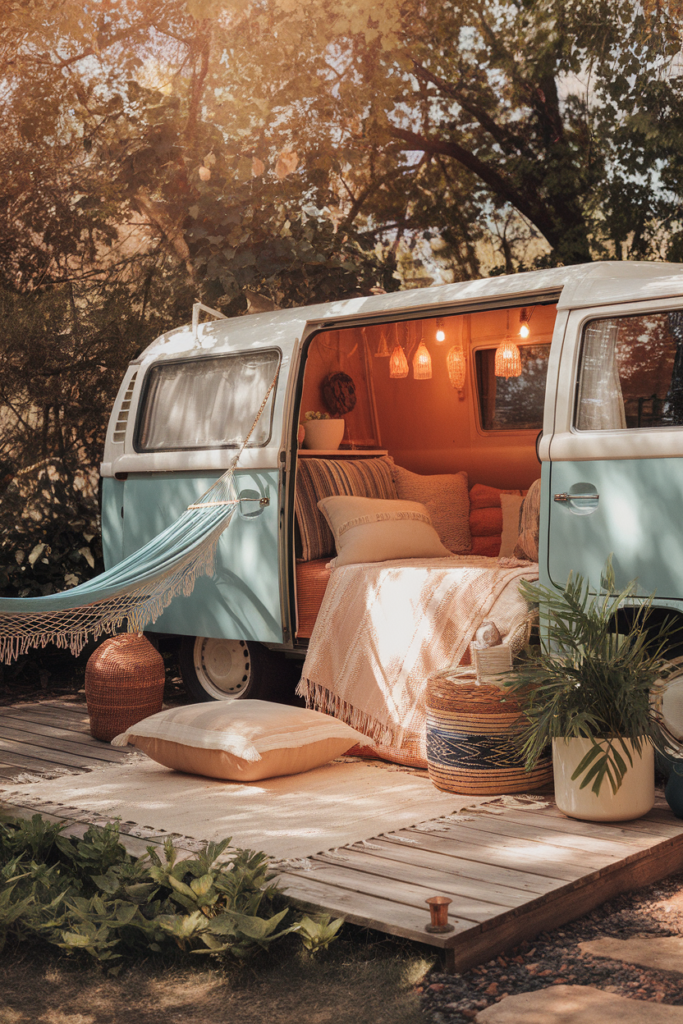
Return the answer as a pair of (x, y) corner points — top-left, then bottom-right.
(0, 930), (431, 1024)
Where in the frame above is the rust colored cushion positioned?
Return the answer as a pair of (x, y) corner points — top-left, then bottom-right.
(471, 535), (501, 557)
(112, 700), (365, 782)
(296, 558), (331, 638)
(469, 507), (503, 537)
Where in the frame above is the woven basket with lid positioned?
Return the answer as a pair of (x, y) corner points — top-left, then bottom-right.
(426, 670), (552, 795)
(85, 633), (165, 743)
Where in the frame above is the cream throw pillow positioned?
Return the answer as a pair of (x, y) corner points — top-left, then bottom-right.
(389, 462), (471, 554)
(317, 495), (452, 567)
(499, 493), (525, 558)
(112, 700), (365, 781)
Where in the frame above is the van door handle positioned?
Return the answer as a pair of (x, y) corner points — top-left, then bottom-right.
(554, 492), (599, 502)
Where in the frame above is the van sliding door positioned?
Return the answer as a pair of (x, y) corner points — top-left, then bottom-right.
(546, 303), (683, 598)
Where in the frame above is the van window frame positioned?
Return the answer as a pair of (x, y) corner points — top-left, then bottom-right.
(471, 337), (553, 437)
(133, 347), (282, 454)
(572, 309), (683, 434)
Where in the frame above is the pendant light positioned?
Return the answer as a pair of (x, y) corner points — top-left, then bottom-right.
(495, 311), (522, 379)
(375, 331), (390, 357)
(435, 317), (446, 343)
(389, 340), (409, 378)
(413, 327), (432, 379)
(447, 345), (467, 392)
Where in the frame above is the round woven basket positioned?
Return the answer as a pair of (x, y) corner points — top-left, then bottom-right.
(426, 672), (552, 795)
(85, 633), (165, 743)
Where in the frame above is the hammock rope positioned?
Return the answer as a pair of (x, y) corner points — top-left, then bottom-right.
(0, 370), (279, 664)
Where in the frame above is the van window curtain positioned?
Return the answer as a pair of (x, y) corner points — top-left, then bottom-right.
(576, 319), (627, 431)
(138, 350), (280, 451)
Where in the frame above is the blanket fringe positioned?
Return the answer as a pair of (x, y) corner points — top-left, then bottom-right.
(296, 677), (405, 749)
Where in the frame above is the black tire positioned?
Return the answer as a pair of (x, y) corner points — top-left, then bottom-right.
(179, 636), (295, 704)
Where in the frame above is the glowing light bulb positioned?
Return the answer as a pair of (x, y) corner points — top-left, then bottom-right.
(435, 317), (446, 343)
(519, 308), (530, 339)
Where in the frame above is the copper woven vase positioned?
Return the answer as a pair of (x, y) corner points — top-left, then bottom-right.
(85, 633), (165, 742)
(426, 674), (553, 795)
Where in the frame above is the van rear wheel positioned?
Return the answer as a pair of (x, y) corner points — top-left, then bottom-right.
(179, 636), (288, 703)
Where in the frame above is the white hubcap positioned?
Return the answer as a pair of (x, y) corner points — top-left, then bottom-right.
(193, 637), (251, 700)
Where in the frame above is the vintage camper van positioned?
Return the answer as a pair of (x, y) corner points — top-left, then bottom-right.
(100, 261), (683, 701)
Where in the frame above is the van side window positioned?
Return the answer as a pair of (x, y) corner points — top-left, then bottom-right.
(576, 312), (683, 431)
(136, 350), (280, 451)
(476, 344), (550, 430)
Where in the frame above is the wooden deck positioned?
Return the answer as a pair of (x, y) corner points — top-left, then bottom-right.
(0, 699), (131, 778)
(2, 701), (683, 971)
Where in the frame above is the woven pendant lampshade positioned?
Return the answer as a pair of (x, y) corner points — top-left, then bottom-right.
(494, 339), (522, 379)
(389, 344), (409, 378)
(85, 633), (165, 742)
(375, 332), (390, 357)
(447, 345), (467, 392)
(413, 340), (432, 379)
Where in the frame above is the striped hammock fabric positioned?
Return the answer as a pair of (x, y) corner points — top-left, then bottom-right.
(0, 373), (277, 664)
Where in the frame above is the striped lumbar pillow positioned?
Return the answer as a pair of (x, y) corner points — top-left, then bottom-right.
(295, 457), (397, 562)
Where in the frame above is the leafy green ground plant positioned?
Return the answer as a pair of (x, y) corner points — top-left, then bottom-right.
(0, 813), (342, 971)
(503, 560), (676, 796)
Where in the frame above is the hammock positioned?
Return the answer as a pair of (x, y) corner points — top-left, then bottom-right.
(0, 372), (278, 664)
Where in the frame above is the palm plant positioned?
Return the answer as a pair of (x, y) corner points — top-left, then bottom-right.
(503, 560), (676, 797)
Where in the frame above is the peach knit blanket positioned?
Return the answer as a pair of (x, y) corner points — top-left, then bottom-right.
(297, 555), (538, 754)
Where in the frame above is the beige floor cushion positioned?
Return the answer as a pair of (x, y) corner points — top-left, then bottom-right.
(112, 700), (365, 782)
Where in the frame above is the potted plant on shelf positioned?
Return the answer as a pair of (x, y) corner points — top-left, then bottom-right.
(302, 410), (345, 451)
(502, 559), (676, 822)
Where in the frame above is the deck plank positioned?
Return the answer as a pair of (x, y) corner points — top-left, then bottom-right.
(313, 848), (546, 909)
(342, 838), (563, 896)
(0, 719), (125, 762)
(1, 706), (92, 731)
(383, 826), (611, 877)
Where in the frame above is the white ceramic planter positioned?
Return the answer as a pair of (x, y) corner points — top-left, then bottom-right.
(553, 737), (654, 821)
(303, 418), (345, 450)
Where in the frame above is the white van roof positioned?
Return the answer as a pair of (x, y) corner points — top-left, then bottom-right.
(137, 260), (683, 362)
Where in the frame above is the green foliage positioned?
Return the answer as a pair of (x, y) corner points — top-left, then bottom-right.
(0, 812), (344, 970)
(503, 559), (676, 795)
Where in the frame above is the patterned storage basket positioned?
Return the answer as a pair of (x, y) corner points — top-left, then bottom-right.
(85, 633), (165, 743)
(426, 671), (553, 795)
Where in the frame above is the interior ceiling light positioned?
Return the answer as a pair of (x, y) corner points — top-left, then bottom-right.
(435, 317), (446, 343)
(495, 311), (522, 379)
(413, 339), (432, 379)
(375, 332), (390, 357)
(447, 345), (467, 392)
(519, 308), (531, 339)
(389, 343), (409, 378)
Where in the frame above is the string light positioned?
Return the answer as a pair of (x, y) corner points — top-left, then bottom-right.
(495, 311), (522, 379)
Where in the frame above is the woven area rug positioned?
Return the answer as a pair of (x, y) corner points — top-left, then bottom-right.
(0, 757), (494, 860)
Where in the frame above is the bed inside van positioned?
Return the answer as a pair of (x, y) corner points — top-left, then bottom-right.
(292, 302), (557, 641)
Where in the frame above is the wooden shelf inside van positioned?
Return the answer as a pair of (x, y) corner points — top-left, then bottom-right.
(298, 449), (388, 458)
